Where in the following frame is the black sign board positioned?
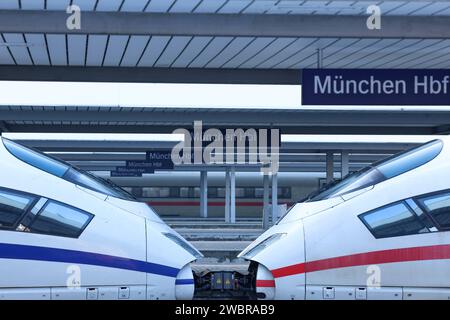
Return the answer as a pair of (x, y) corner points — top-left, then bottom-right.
(110, 171), (143, 177)
(122, 150), (175, 170)
(115, 166), (154, 174)
(302, 69), (450, 105)
(126, 160), (173, 171)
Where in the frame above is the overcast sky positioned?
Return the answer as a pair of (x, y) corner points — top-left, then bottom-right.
(0, 81), (301, 109)
(1, 80), (450, 111)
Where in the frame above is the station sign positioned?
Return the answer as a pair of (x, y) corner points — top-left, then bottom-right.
(125, 150), (174, 172)
(181, 126), (281, 163)
(302, 69), (450, 105)
(110, 170), (143, 177)
(146, 150), (174, 169)
(114, 166), (153, 174)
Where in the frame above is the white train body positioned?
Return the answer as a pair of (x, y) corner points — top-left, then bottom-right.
(239, 138), (450, 300)
(0, 137), (200, 300)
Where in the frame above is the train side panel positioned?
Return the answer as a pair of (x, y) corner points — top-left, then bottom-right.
(302, 153), (450, 298)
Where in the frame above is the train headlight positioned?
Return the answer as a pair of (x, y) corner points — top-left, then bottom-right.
(241, 233), (286, 259)
(163, 232), (203, 258)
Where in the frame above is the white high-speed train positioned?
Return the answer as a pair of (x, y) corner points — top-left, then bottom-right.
(0, 137), (202, 300)
(238, 138), (450, 300)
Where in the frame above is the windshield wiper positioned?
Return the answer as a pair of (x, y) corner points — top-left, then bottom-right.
(303, 167), (372, 202)
(71, 164), (136, 200)
(303, 178), (341, 202)
(103, 177), (136, 199)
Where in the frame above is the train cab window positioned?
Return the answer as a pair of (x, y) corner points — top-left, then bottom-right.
(417, 192), (450, 230)
(2, 138), (135, 201)
(359, 202), (429, 239)
(375, 139), (443, 179)
(63, 168), (135, 201)
(0, 190), (34, 229)
(405, 198), (437, 231)
(308, 139), (443, 202)
(2, 138), (69, 177)
(26, 201), (93, 238)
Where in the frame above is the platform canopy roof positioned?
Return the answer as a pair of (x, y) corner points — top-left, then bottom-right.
(7, 134), (429, 172)
(0, 1), (450, 135)
(2, 105), (450, 135)
(0, 0), (449, 84)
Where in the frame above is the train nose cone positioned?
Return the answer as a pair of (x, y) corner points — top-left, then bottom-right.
(256, 264), (275, 300)
(238, 221), (306, 300)
(175, 264), (195, 300)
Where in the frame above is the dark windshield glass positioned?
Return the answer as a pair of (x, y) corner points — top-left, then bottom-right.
(375, 140), (443, 178)
(3, 138), (69, 177)
(308, 167), (384, 202)
(307, 139), (443, 202)
(63, 168), (135, 201)
(2, 138), (136, 201)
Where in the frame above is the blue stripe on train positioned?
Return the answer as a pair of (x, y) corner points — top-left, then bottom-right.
(0, 242), (180, 278)
(175, 279), (194, 285)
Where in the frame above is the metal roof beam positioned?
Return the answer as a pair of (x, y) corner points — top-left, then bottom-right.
(1, 109), (449, 126)
(16, 138), (415, 153)
(50, 152), (389, 162)
(2, 124), (436, 135)
(0, 66), (300, 85)
(19, 140), (178, 152)
(77, 164), (369, 173)
(0, 11), (448, 39)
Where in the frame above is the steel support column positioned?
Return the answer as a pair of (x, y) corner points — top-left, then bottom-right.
(326, 152), (334, 183)
(200, 171), (208, 218)
(271, 173), (278, 224)
(341, 151), (349, 179)
(263, 174), (270, 229)
(230, 167), (236, 224)
(225, 168), (231, 223)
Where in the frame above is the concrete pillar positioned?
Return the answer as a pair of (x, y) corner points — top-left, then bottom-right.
(341, 151), (349, 179)
(225, 168), (230, 223)
(200, 171), (208, 218)
(326, 152), (334, 183)
(263, 174), (270, 229)
(230, 167), (236, 223)
(271, 173), (278, 224)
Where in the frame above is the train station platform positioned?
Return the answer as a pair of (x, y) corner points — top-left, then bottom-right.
(166, 217), (263, 260)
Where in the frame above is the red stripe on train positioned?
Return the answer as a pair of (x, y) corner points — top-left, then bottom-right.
(271, 244), (450, 279)
(271, 263), (305, 278)
(256, 280), (276, 287)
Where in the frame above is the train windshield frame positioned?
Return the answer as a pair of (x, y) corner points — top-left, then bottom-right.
(307, 139), (443, 202)
(2, 138), (136, 201)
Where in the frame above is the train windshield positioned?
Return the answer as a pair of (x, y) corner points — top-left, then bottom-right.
(64, 167), (136, 201)
(2, 138), (136, 201)
(307, 139), (443, 202)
